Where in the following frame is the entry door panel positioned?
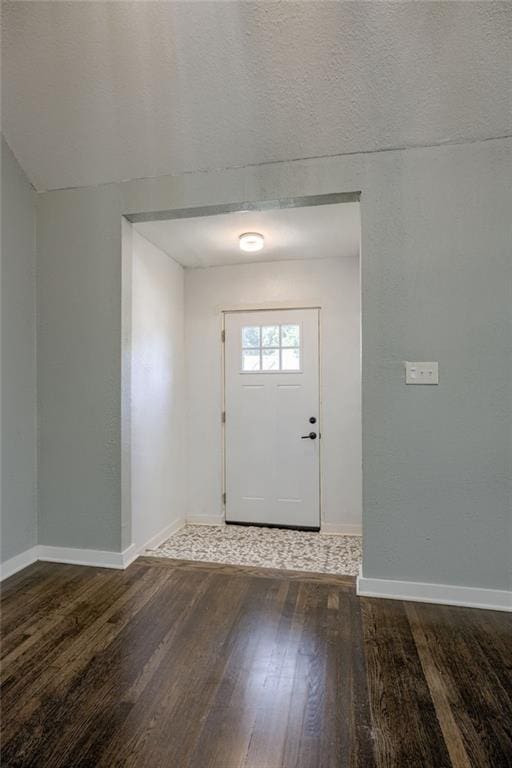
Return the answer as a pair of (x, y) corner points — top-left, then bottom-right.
(225, 309), (320, 528)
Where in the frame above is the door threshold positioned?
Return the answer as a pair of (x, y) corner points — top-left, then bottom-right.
(225, 520), (320, 533)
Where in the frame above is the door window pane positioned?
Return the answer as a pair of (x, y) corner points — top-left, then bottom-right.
(281, 324), (300, 348)
(242, 349), (261, 371)
(281, 347), (300, 371)
(240, 322), (301, 372)
(242, 326), (260, 348)
(262, 348), (280, 370)
(261, 325), (280, 347)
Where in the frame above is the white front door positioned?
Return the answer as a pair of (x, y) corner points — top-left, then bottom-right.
(224, 309), (320, 529)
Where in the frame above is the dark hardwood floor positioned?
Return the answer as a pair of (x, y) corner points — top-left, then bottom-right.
(1, 556), (511, 767)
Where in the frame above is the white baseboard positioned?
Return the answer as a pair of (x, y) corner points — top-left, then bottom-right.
(187, 515), (224, 526)
(1, 520), (186, 581)
(357, 570), (512, 613)
(0, 546), (39, 581)
(38, 543), (138, 570)
(141, 518), (186, 552)
(321, 522), (362, 536)
(0, 542), (141, 581)
(121, 543), (139, 568)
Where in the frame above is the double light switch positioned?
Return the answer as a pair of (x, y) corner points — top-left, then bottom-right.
(405, 362), (439, 385)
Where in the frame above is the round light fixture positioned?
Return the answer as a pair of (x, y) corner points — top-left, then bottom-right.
(239, 232), (264, 253)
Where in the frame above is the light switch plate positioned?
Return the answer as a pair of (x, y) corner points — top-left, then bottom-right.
(405, 361), (439, 385)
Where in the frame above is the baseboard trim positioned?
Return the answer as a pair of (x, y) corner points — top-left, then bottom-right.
(1, 543), (141, 580)
(121, 544), (139, 568)
(38, 543), (138, 570)
(1, 522), (188, 581)
(140, 518), (186, 552)
(187, 515), (224, 526)
(357, 570), (512, 613)
(0, 546), (39, 581)
(321, 522), (362, 537)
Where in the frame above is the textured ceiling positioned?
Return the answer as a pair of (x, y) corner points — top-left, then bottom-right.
(133, 202), (360, 269)
(3, 2), (511, 191)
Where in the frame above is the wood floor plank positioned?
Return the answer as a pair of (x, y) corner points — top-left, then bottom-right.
(0, 562), (49, 606)
(361, 597), (452, 767)
(1, 565), (150, 713)
(406, 603), (473, 768)
(1, 570), (114, 668)
(182, 576), (289, 768)
(408, 603), (512, 768)
(2, 566), (154, 738)
(1, 564), (174, 739)
(1, 558), (511, 768)
(347, 592), (378, 768)
(96, 568), (253, 768)
(278, 582), (346, 768)
(1, 564), (95, 640)
(237, 580), (306, 768)
(139, 554), (356, 587)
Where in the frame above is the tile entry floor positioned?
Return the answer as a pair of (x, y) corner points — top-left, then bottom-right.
(146, 523), (362, 576)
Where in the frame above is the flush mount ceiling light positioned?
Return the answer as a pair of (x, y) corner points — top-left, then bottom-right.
(239, 232), (264, 252)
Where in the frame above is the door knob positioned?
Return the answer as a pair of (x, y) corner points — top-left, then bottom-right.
(309, 417), (317, 424)
(301, 432), (317, 440)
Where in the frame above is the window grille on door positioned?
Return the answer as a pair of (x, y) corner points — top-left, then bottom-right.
(241, 324), (301, 372)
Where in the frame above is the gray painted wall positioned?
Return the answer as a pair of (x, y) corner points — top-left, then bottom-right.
(1, 138), (38, 563)
(37, 186), (123, 550)
(36, 137), (512, 591)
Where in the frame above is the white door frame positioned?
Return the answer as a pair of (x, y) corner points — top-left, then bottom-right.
(221, 302), (323, 528)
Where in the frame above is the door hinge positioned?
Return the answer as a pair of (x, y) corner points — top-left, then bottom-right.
(221, 329), (226, 343)
(221, 411), (226, 423)
(222, 492), (226, 505)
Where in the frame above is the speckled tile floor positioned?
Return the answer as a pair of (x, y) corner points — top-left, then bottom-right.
(146, 523), (362, 576)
